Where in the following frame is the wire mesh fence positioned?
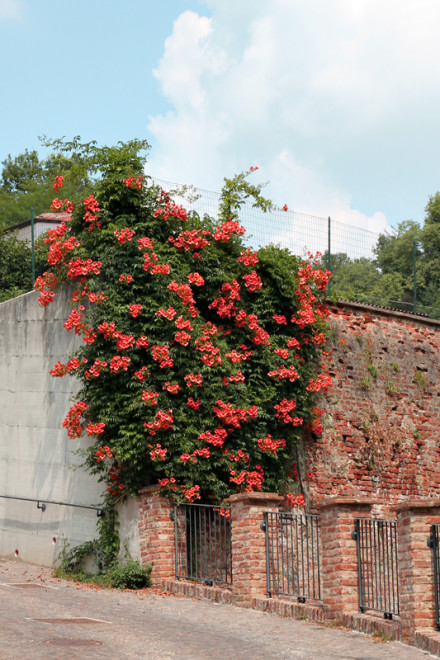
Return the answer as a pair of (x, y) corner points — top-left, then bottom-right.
(149, 176), (440, 320)
(150, 176), (378, 261)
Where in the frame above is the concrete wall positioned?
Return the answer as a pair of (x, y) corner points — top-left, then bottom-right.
(0, 289), (107, 566)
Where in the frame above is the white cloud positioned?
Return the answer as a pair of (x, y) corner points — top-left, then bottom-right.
(0, 0), (24, 22)
(147, 1), (440, 244)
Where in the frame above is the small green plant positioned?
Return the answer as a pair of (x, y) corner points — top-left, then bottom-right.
(413, 429), (423, 441)
(54, 555), (152, 590)
(391, 362), (399, 373)
(56, 539), (97, 574)
(367, 364), (378, 379)
(414, 369), (427, 395)
(107, 561), (152, 589)
(372, 630), (393, 643)
(360, 376), (372, 390)
(385, 380), (399, 395)
(355, 335), (363, 346)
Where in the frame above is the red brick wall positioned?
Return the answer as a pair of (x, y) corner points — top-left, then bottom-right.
(303, 301), (440, 510)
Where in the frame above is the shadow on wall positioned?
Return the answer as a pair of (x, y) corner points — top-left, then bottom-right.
(0, 288), (105, 566)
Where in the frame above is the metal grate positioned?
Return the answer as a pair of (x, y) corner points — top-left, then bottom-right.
(264, 511), (321, 601)
(173, 503), (232, 586)
(353, 518), (399, 618)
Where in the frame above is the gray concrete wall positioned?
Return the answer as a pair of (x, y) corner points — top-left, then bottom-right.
(0, 289), (116, 566)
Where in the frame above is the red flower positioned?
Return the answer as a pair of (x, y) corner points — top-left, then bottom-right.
(53, 175), (64, 191)
(87, 422), (106, 436)
(242, 270), (262, 292)
(50, 198), (64, 212)
(237, 248), (258, 267)
(212, 220), (245, 242)
(163, 381), (180, 394)
(128, 304), (143, 318)
(187, 272), (204, 286)
(142, 390), (159, 406)
(184, 372), (203, 388)
(109, 355), (131, 373)
(187, 397), (201, 410)
(115, 228), (136, 243)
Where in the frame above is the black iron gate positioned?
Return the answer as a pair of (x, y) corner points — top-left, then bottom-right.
(263, 511), (321, 601)
(172, 503), (232, 586)
(352, 518), (399, 619)
(428, 524), (440, 631)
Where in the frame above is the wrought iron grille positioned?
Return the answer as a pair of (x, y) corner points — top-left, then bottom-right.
(428, 524), (440, 631)
(173, 503), (232, 586)
(264, 511), (321, 601)
(353, 518), (399, 618)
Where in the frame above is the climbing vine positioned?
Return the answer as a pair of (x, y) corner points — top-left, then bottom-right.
(36, 140), (331, 506)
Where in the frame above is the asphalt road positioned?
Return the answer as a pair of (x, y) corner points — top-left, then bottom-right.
(0, 559), (435, 659)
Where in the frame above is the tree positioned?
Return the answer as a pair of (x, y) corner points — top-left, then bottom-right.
(0, 137), (95, 230)
(323, 204), (440, 318)
(0, 231), (48, 302)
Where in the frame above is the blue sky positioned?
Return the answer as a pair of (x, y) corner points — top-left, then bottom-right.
(2, 0), (440, 235)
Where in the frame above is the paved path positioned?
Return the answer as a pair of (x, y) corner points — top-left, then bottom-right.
(0, 560), (435, 659)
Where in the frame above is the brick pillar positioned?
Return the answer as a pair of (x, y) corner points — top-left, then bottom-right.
(137, 485), (175, 585)
(397, 500), (440, 636)
(319, 497), (373, 620)
(226, 492), (284, 607)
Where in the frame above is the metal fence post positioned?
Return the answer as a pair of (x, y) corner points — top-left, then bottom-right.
(413, 237), (417, 315)
(327, 216), (331, 293)
(262, 512), (271, 597)
(31, 207), (35, 287)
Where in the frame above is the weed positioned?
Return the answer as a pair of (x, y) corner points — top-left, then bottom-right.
(385, 380), (399, 395)
(361, 376), (372, 390)
(414, 369), (427, 395)
(53, 560), (152, 590)
(372, 630), (393, 643)
(107, 561), (152, 589)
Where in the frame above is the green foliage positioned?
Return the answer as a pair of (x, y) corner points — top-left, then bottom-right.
(0, 231), (48, 301)
(54, 560), (152, 590)
(56, 539), (97, 574)
(360, 376), (372, 390)
(219, 169), (274, 221)
(96, 503), (120, 568)
(0, 140), (96, 230)
(38, 138), (330, 506)
(385, 380), (399, 396)
(0, 135), (144, 230)
(55, 501), (119, 573)
(106, 561), (152, 589)
(414, 369), (427, 395)
(323, 192), (440, 319)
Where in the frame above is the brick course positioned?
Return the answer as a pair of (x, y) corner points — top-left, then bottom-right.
(304, 301), (440, 509)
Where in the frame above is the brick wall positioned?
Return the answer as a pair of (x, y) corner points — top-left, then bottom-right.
(303, 301), (440, 510)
